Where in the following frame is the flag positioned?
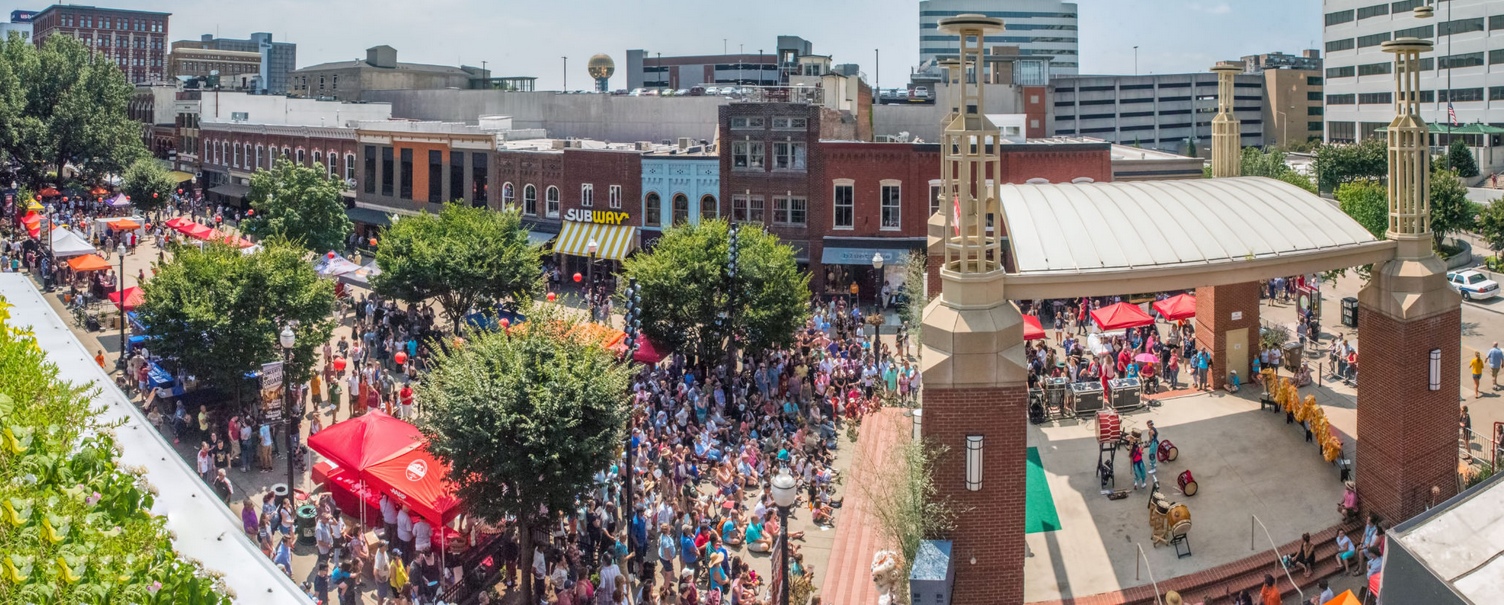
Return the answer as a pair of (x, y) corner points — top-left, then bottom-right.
(953, 193), (961, 236)
(1448, 102), (1458, 127)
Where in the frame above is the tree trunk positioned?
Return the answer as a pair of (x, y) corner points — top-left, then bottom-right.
(517, 515), (534, 605)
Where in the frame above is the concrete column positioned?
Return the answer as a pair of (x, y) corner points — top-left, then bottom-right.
(1193, 282), (1260, 390)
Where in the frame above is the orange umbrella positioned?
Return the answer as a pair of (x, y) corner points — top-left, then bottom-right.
(108, 218), (141, 230)
(39, 187), (60, 197)
(108, 287), (144, 311)
(67, 254), (112, 272)
(90, 186), (110, 196)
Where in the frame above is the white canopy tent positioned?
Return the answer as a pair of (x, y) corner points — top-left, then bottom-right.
(50, 227), (97, 258)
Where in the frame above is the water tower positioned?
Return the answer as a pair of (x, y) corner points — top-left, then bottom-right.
(587, 54), (615, 92)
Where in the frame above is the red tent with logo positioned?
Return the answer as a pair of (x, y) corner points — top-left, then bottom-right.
(360, 444), (462, 525)
(108, 286), (144, 311)
(1091, 302), (1154, 331)
(1152, 293), (1197, 321)
(164, 217), (189, 230)
(1022, 315), (1046, 341)
(307, 410), (424, 473)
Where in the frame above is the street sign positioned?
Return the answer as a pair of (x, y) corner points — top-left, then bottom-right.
(260, 361), (284, 422)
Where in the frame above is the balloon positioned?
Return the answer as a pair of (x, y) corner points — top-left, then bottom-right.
(369, 238), (377, 246)
(246, 209), (254, 216)
(547, 292), (557, 302)
(333, 357), (347, 371)
(573, 272), (582, 283)
(327, 251), (337, 259)
(395, 351), (408, 365)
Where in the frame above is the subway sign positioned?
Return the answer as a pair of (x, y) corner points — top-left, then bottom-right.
(564, 209), (630, 225)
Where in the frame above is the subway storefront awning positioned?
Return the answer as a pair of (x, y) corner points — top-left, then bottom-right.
(554, 222), (637, 261)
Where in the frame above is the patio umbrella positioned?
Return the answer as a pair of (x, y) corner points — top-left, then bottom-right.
(1022, 315), (1046, 341)
(108, 286), (144, 311)
(1152, 293), (1197, 321)
(1091, 302), (1154, 331)
(67, 254), (112, 272)
(108, 218), (141, 231)
(25, 200), (43, 211)
(1133, 352), (1158, 365)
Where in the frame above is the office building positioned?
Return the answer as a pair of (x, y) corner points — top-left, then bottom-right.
(173, 33), (297, 94)
(167, 46), (261, 84)
(917, 0), (1079, 76)
(1322, 0), (1504, 143)
(625, 35), (814, 90)
(290, 45), (490, 101)
(1048, 72), (1265, 154)
(0, 10), (34, 42)
(1261, 66), (1325, 148)
(31, 4), (169, 83)
(1242, 49), (1323, 73)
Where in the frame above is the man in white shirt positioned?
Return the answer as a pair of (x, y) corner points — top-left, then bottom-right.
(380, 493), (398, 543)
(596, 556), (621, 605)
(396, 505), (414, 564)
(412, 516), (432, 558)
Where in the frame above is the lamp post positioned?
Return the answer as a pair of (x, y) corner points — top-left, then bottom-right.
(871, 251), (885, 345)
(619, 277), (642, 575)
(280, 324), (298, 493)
(116, 243), (127, 371)
(770, 470), (797, 605)
(724, 223), (739, 378)
(586, 237), (599, 322)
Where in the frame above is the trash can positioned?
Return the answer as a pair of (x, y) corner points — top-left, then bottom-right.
(296, 504), (319, 545)
(1341, 297), (1358, 328)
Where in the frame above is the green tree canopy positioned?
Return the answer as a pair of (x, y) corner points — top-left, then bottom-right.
(0, 33), (144, 191)
(1313, 138), (1386, 192)
(416, 305), (631, 605)
(1477, 197), (1504, 259)
(622, 219), (810, 367)
(1336, 179), (1388, 240)
(136, 240), (335, 391)
(241, 158), (353, 254)
(1447, 139), (1480, 179)
(120, 158), (176, 217)
(370, 203), (541, 331)
(1430, 168), (1478, 248)
(1227, 147), (1317, 193)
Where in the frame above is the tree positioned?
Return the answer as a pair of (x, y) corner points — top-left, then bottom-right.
(900, 251), (929, 345)
(416, 305), (631, 605)
(241, 158), (353, 254)
(370, 203), (541, 331)
(1239, 147), (1291, 178)
(1430, 168), (1478, 248)
(1476, 197), (1504, 259)
(136, 240), (335, 392)
(1447, 139), (1480, 179)
(622, 219), (810, 367)
(1181, 138), (1197, 158)
(1313, 138), (1386, 192)
(855, 415), (960, 595)
(120, 158), (175, 218)
(0, 34), (144, 191)
(1336, 179), (1388, 240)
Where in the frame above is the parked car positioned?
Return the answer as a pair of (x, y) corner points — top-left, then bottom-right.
(645, 89), (661, 96)
(674, 89), (690, 97)
(913, 86), (930, 98)
(704, 86), (720, 95)
(612, 89), (629, 96)
(629, 88), (646, 96)
(896, 89), (909, 99)
(1448, 270), (1499, 300)
(689, 86), (705, 96)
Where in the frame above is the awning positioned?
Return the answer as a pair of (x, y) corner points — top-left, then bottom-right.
(346, 206), (393, 227)
(169, 171), (196, 183)
(528, 230), (556, 247)
(554, 222), (637, 261)
(208, 183), (250, 199)
(820, 247), (910, 267)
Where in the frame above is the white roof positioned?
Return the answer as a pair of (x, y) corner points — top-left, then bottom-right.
(1391, 475), (1504, 601)
(0, 275), (312, 604)
(50, 227), (97, 259)
(1001, 176), (1379, 275)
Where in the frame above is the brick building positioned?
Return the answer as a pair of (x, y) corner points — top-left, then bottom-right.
(31, 4), (169, 83)
(199, 123), (358, 211)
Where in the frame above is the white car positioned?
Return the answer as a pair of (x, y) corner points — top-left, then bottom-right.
(1448, 270), (1500, 300)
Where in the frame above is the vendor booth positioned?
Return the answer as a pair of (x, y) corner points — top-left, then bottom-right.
(1091, 302), (1155, 331)
(1152, 294), (1196, 321)
(50, 227), (97, 258)
(1023, 315), (1046, 341)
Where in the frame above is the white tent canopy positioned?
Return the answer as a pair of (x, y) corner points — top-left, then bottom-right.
(50, 227), (97, 258)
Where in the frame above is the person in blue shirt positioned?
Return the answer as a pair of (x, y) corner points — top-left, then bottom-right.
(273, 535), (294, 576)
(679, 524), (699, 571)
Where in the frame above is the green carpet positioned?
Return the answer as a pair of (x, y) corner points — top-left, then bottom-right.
(1025, 447), (1062, 534)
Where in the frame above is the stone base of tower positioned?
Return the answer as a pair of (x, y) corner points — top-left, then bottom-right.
(1194, 282), (1261, 390)
(923, 386), (1028, 605)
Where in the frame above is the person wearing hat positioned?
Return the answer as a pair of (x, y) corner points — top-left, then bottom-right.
(707, 550), (729, 593)
(678, 567), (699, 604)
(1337, 479), (1359, 523)
(1164, 591), (1182, 605)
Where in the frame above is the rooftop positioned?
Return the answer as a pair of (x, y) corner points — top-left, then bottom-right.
(36, 3), (171, 16)
(1388, 472), (1504, 602)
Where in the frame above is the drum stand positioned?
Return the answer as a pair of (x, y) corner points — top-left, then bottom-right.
(1171, 531), (1192, 558)
(1097, 442), (1117, 494)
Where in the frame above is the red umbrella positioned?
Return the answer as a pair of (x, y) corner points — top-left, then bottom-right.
(38, 187), (60, 197)
(306, 410), (424, 473)
(108, 287), (144, 311)
(1091, 302), (1154, 331)
(1152, 294), (1197, 321)
(360, 444), (462, 525)
(1022, 315), (1045, 341)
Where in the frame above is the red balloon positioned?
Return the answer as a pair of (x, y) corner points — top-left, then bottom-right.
(333, 356), (347, 371)
(573, 272), (582, 283)
(395, 351), (408, 365)
(369, 238), (377, 246)
(144, 224), (152, 230)
(246, 209), (254, 216)
(547, 292), (557, 302)
(327, 251), (337, 259)
(500, 319), (510, 328)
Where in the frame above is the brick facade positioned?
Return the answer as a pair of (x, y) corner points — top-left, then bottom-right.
(922, 386), (1028, 605)
(32, 5), (169, 83)
(199, 124), (358, 207)
(560, 148), (643, 228)
(1193, 282), (1261, 389)
(496, 149), (565, 234)
(1355, 305), (1461, 525)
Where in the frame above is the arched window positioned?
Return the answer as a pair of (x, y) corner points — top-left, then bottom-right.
(282, 146), (290, 159)
(502, 183), (515, 208)
(644, 192), (661, 226)
(700, 194), (717, 220)
(312, 151), (323, 170)
(233, 143), (241, 168)
(256, 145), (264, 170)
(296, 148), (305, 165)
(672, 193), (690, 225)
(327, 150), (337, 176)
(524, 184), (537, 215)
(545, 186), (560, 217)
(345, 154), (356, 181)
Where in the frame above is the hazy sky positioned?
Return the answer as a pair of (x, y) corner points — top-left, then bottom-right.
(46, 0), (1322, 88)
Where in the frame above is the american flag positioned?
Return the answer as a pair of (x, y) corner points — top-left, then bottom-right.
(1448, 102), (1459, 127)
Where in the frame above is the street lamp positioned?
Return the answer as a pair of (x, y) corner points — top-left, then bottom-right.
(586, 237), (599, 321)
(279, 324), (298, 493)
(770, 470), (798, 605)
(116, 243), (127, 371)
(724, 224), (740, 379)
(871, 251), (885, 271)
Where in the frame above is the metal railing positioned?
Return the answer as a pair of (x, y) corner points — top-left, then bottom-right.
(1133, 543), (1164, 605)
(1250, 514), (1305, 604)
(1459, 425), (1501, 493)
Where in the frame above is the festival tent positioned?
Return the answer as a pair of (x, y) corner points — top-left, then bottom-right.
(106, 193), (131, 208)
(1022, 315), (1045, 341)
(50, 227), (97, 258)
(164, 217), (190, 230)
(217, 234), (255, 248)
(339, 260), (382, 287)
(570, 322), (627, 350)
(38, 187), (60, 197)
(1152, 293), (1197, 321)
(67, 254), (112, 272)
(109, 286), (144, 311)
(633, 336), (666, 364)
(107, 218), (141, 231)
(1321, 590), (1359, 605)
(1090, 302), (1154, 331)
(25, 200), (43, 212)
(183, 224), (217, 240)
(315, 255), (362, 277)
(360, 444), (462, 525)
(306, 410), (424, 473)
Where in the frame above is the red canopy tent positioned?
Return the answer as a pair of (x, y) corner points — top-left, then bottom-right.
(1091, 302), (1154, 331)
(1152, 294), (1197, 321)
(361, 444), (462, 525)
(163, 217), (190, 230)
(307, 410), (424, 473)
(184, 224), (217, 240)
(108, 286), (144, 311)
(1022, 315), (1045, 341)
(632, 337), (666, 364)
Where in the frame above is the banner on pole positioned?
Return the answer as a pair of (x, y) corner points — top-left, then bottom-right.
(260, 361), (284, 422)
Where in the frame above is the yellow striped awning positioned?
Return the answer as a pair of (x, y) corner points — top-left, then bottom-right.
(554, 222), (637, 261)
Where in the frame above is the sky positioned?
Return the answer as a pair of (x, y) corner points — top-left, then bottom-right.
(18, 0), (1323, 89)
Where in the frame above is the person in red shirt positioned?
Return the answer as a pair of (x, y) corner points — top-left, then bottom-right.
(1258, 574), (1282, 605)
(399, 384), (415, 420)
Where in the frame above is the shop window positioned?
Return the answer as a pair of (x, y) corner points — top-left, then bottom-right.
(645, 192), (661, 226)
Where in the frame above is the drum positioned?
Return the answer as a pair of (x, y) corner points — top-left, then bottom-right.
(1178, 469), (1198, 496)
(1157, 439), (1179, 462)
(1169, 503), (1191, 527)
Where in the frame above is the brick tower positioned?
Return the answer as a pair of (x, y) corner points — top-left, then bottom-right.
(920, 13), (1031, 605)
(1195, 61), (1259, 388)
(1355, 36), (1462, 524)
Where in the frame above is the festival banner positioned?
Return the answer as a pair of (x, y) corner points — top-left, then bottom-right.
(260, 361), (284, 422)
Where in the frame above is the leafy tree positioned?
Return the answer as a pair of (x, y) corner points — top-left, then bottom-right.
(0, 34), (144, 191)
(1239, 147), (1291, 178)
(1476, 197), (1504, 259)
(1275, 170), (1318, 194)
(136, 240), (335, 392)
(1313, 138), (1386, 192)
(417, 305), (631, 605)
(900, 251), (929, 344)
(1336, 179), (1388, 240)
(622, 219), (810, 367)
(1447, 139), (1480, 179)
(1430, 168), (1477, 248)
(241, 158), (352, 254)
(120, 158), (175, 218)
(1181, 138), (1197, 158)
(370, 203), (541, 331)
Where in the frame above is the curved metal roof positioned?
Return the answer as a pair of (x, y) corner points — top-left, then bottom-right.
(1002, 176), (1382, 275)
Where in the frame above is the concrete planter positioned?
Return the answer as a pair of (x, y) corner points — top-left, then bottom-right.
(1444, 237), (1474, 270)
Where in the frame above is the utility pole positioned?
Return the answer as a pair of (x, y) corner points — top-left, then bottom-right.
(1134, 46), (1139, 76)
(562, 56), (567, 91)
(875, 48), (880, 97)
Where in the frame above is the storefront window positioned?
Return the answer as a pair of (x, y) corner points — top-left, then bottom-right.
(645, 192), (661, 226)
(672, 194), (689, 225)
(701, 195), (717, 219)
